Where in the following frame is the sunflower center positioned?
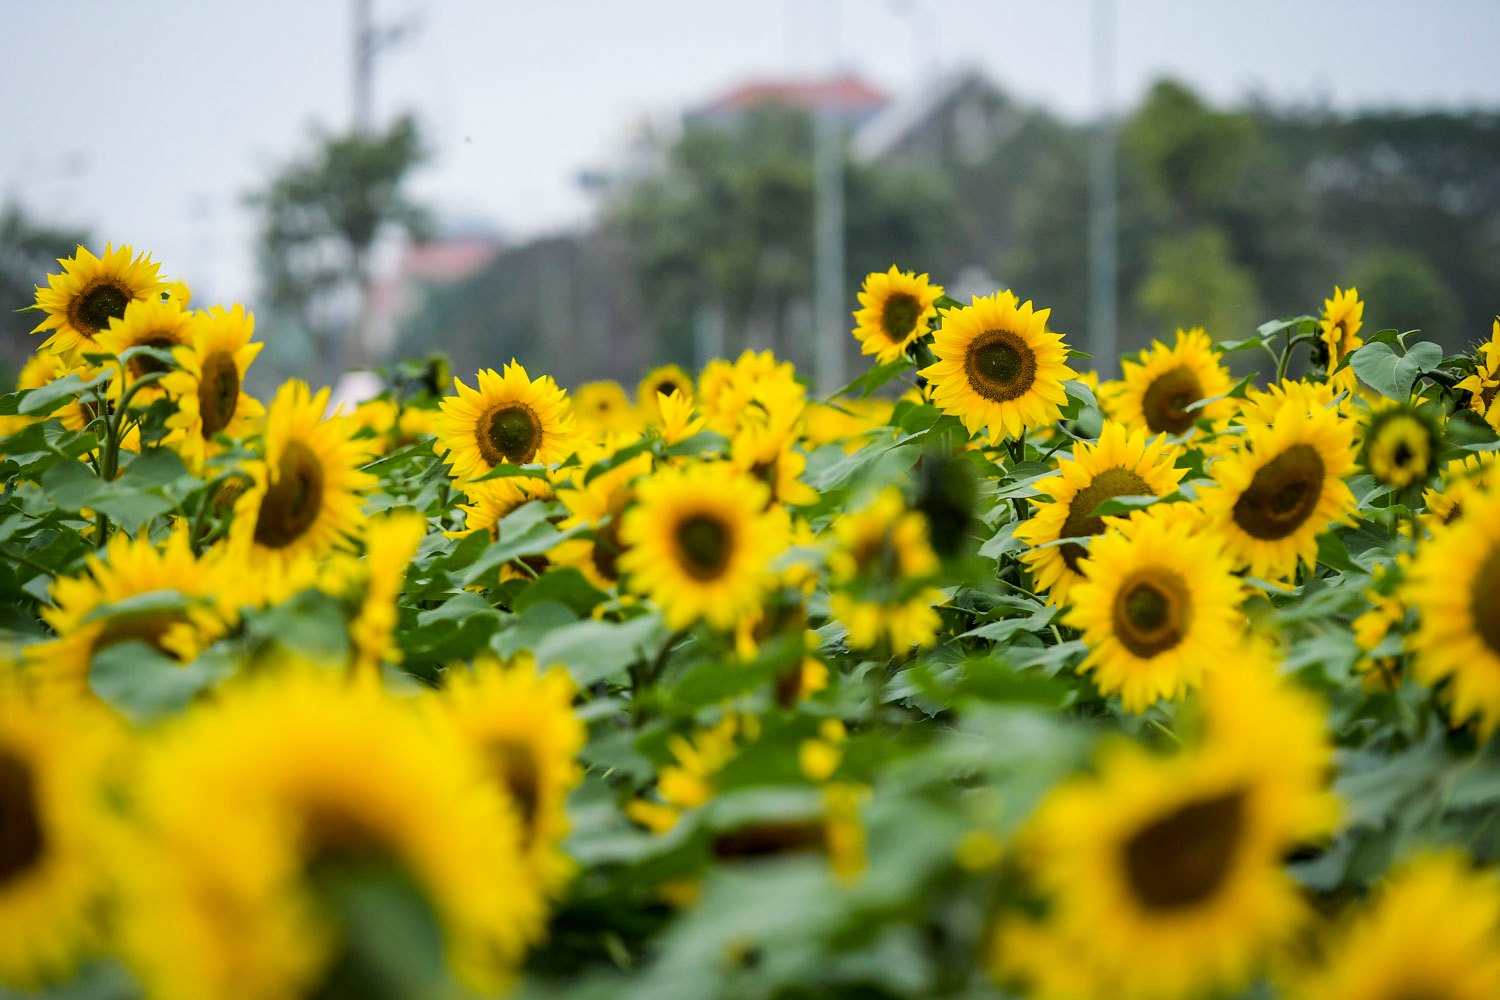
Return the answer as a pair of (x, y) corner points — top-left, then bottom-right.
(1393, 440), (1413, 468)
(654, 380), (681, 398)
(675, 514), (732, 581)
(591, 519), (625, 583)
(1141, 365), (1204, 435)
(1231, 443), (1325, 541)
(0, 750), (44, 886)
(198, 350), (241, 437)
(485, 740), (541, 845)
(1059, 467), (1153, 573)
(1122, 788), (1246, 912)
(1469, 545), (1500, 660)
(964, 330), (1037, 403)
(1112, 570), (1192, 658)
(253, 440), (325, 550)
(479, 404), (543, 467)
(91, 611), (184, 661)
(301, 801), (393, 872)
(73, 281), (132, 335)
(880, 293), (922, 344)
(128, 335), (181, 378)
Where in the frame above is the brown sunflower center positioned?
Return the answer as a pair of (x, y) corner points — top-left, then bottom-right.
(1112, 570), (1192, 658)
(0, 749), (44, 886)
(72, 280), (132, 336)
(712, 820), (826, 860)
(1059, 467), (1153, 573)
(1122, 788), (1246, 912)
(676, 513), (732, 581)
(1141, 365), (1204, 435)
(91, 610), (185, 661)
(198, 350), (241, 437)
(301, 801), (393, 871)
(880, 293), (922, 344)
(964, 329), (1037, 402)
(128, 334), (181, 378)
(485, 740), (541, 845)
(1470, 545), (1500, 660)
(1231, 443), (1325, 541)
(654, 380), (681, 398)
(591, 518), (625, 583)
(253, 440), (325, 550)
(479, 404), (543, 466)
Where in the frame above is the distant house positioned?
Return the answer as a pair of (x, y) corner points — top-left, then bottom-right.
(853, 67), (1018, 169)
(368, 225), (503, 358)
(686, 74), (890, 130)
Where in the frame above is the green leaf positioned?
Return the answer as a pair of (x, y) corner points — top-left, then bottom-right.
(18, 371), (113, 416)
(530, 612), (671, 686)
(89, 643), (234, 723)
(1351, 340), (1444, 400)
(1088, 494), (1160, 517)
(831, 358), (910, 401)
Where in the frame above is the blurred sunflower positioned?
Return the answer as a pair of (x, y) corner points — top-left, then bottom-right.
(29, 530), (238, 701)
(919, 292), (1076, 441)
(851, 265), (945, 364)
(636, 364), (694, 421)
(1015, 422), (1184, 606)
(30, 243), (166, 357)
(160, 304), (265, 471)
(1406, 487), (1500, 737)
(626, 714), (755, 834)
(571, 380), (638, 437)
(438, 655), (584, 895)
(1288, 851), (1500, 1000)
(1202, 400), (1357, 580)
(93, 291), (194, 402)
(1318, 286), (1365, 394)
(1067, 508), (1244, 711)
(437, 362), (577, 489)
(729, 376), (816, 507)
(1421, 452), (1497, 528)
(323, 511), (427, 676)
(697, 349), (804, 436)
(551, 449), (651, 591)
(1100, 328), (1232, 436)
(619, 462), (783, 630)
(229, 380), (375, 599)
(0, 696), (115, 987)
(1456, 318), (1500, 431)
(117, 668), (545, 1000)
(1361, 401), (1441, 491)
(826, 488), (944, 652)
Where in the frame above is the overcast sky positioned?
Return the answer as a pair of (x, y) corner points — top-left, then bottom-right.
(4, 0), (1499, 305)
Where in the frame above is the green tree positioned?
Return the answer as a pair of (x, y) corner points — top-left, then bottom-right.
(0, 204), (88, 384)
(1136, 227), (1259, 338)
(1350, 248), (1462, 341)
(247, 116), (428, 378)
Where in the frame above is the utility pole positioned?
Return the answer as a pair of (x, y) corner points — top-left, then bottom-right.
(352, 0), (418, 135)
(1088, 0), (1119, 375)
(812, 0), (846, 395)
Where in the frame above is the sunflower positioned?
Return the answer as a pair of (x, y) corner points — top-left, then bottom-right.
(1067, 507), (1244, 711)
(1406, 487), (1500, 737)
(729, 377), (817, 507)
(697, 350), (804, 436)
(1026, 739), (1314, 1000)
(551, 449), (652, 591)
(1318, 286), (1365, 394)
(851, 265), (945, 364)
(321, 511), (428, 675)
(437, 362), (577, 492)
(93, 291), (194, 402)
(1421, 452), (1497, 529)
(160, 304), (265, 471)
(438, 655), (584, 895)
(1288, 852), (1500, 1000)
(618, 462), (784, 630)
(1456, 319), (1500, 431)
(12, 351), (104, 438)
(116, 667), (545, 1000)
(1361, 401), (1441, 491)
(919, 291), (1076, 442)
(1101, 327), (1233, 437)
(625, 714), (756, 834)
(229, 380), (375, 600)
(802, 398), (893, 453)
(571, 379), (638, 438)
(1014, 422), (1185, 606)
(1202, 400), (1357, 581)
(636, 364), (694, 421)
(30, 243), (166, 357)
(0, 696), (115, 987)
(826, 488), (945, 652)
(28, 530), (238, 702)
(654, 389), (706, 446)
(451, 477), (556, 544)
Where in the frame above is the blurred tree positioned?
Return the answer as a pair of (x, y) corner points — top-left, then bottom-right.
(0, 204), (88, 385)
(1136, 227), (1259, 337)
(246, 115), (428, 379)
(1350, 248), (1463, 340)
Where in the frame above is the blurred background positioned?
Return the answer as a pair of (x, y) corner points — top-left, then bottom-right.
(3, 0), (1499, 391)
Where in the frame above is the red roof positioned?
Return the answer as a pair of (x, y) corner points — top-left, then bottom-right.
(700, 74), (889, 115)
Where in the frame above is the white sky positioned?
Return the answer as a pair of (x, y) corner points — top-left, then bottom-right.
(4, 0), (1498, 306)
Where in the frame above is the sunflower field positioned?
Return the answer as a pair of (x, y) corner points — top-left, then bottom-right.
(3, 247), (1500, 1000)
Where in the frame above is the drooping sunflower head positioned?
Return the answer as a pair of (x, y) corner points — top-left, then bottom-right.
(30, 244), (166, 357)
(160, 304), (265, 470)
(94, 293), (195, 397)
(230, 380), (376, 597)
(437, 362), (578, 488)
(1203, 401), (1357, 581)
(1014, 421), (1185, 606)
(552, 450), (652, 591)
(618, 461), (783, 630)
(636, 364), (694, 421)
(1361, 401), (1442, 491)
(1406, 487), (1500, 737)
(1288, 851), (1500, 1000)
(851, 265), (945, 365)
(1318, 285), (1365, 372)
(1101, 328), (1232, 437)
(1066, 506), (1244, 712)
(826, 488), (944, 651)
(919, 291), (1077, 442)
(438, 655), (584, 895)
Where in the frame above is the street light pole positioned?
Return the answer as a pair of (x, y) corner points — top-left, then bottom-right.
(1088, 0), (1119, 374)
(813, 0), (846, 395)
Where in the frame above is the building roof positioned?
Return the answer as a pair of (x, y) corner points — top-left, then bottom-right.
(695, 74), (889, 117)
